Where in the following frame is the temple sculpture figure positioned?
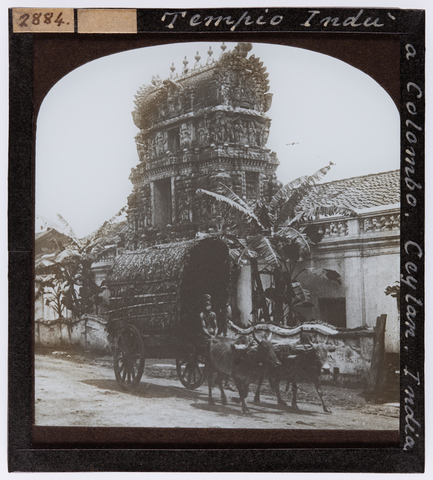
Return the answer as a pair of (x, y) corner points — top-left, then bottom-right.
(127, 42), (281, 233)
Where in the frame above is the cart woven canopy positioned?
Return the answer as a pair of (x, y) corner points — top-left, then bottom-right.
(106, 237), (230, 337)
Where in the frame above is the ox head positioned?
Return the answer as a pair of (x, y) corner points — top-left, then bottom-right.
(252, 331), (281, 368)
(313, 343), (336, 373)
(300, 331), (335, 373)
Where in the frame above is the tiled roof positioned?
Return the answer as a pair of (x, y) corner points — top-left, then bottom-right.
(296, 170), (400, 212)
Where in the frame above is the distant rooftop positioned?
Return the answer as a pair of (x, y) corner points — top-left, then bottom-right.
(297, 170), (400, 212)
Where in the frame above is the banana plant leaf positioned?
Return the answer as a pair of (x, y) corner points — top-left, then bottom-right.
(288, 204), (357, 225)
(269, 163), (333, 209)
(248, 234), (281, 268)
(275, 226), (311, 256)
(302, 267), (342, 284)
(291, 282), (311, 303)
(196, 188), (264, 230)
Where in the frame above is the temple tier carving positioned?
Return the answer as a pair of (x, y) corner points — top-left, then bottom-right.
(127, 43), (281, 235)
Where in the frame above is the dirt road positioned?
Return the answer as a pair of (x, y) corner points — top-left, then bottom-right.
(35, 351), (399, 430)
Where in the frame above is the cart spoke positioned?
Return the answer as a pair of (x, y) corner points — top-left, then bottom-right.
(176, 352), (206, 390)
(192, 364), (200, 383)
(117, 361), (126, 374)
(114, 325), (145, 391)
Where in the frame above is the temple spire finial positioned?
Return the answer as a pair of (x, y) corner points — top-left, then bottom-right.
(207, 46), (214, 64)
(194, 51), (201, 69)
(170, 62), (176, 79)
(182, 56), (189, 74)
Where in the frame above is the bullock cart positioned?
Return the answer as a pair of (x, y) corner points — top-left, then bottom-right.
(106, 238), (230, 391)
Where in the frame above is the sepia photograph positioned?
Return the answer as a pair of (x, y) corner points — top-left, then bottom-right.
(34, 39), (400, 430)
(7, 2), (427, 473)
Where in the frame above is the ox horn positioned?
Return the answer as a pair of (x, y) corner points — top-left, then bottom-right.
(266, 332), (273, 342)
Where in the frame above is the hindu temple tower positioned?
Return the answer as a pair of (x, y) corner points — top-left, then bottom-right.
(128, 42), (281, 233)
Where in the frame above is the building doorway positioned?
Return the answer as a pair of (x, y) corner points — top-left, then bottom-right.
(318, 297), (347, 328)
(154, 178), (172, 228)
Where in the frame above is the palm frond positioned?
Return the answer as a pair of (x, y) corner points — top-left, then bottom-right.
(217, 183), (250, 210)
(54, 246), (81, 264)
(291, 282), (311, 303)
(248, 234), (280, 268)
(228, 248), (243, 261)
(269, 163), (334, 210)
(56, 214), (78, 240)
(288, 205), (357, 225)
(196, 188), (264, 229)
(254, 202), (275, 230)
(270, 163), (335, 226)
(300, 267), (342, 284)
(275, 226), (311, 256)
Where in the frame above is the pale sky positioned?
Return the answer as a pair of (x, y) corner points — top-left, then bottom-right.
(36, 41), (399, 238)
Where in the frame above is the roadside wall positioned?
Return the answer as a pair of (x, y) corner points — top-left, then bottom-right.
(35, 315), (109, 352)
(229, 322), (375, 383)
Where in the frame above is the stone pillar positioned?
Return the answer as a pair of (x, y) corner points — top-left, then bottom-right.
(150, 181), (155, 227)
(171, 176), (176, 224)
(237, 263), (253, 326)
(344, 255), (365, 328)
(347, 218), (360, 236)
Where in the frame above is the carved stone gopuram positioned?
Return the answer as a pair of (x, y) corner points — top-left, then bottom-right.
(128, 42), (281, 232)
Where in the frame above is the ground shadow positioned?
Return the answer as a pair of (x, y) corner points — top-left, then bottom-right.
(80, 377), (304, 417)
(190, 401), (287, 418)
(81, 378), (207, 401)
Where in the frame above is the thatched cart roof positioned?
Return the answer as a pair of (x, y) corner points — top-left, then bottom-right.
(106, 238), (230, 336)
(107, 239), (199, 293)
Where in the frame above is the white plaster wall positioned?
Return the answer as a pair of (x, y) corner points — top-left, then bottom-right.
(307, 247), (399, 353)
(362, 252), (400, 352)
(35, 294), (59, 322)
(236, 263), (253, 326)
(35, 317), (109, 351)
(344, 255), (365, 328)
(302, 256), (347, 323)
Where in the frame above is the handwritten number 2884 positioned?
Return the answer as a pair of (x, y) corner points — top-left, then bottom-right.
(18, 11), (65, 27)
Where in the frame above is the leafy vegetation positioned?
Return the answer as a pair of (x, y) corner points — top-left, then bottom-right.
(35, 210), (126, 333)
(197, 162), (355, 326)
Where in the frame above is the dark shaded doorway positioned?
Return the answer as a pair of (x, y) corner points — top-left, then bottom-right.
(154, 178), (172, 228)
(319, 297), (346, 328)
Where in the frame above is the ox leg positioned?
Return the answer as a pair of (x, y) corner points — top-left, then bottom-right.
(291, 382), (300, 410)
(240, 384), (250, 414)
(272, 377), (287, 407)
(208, 368), (215, 406)
(253, 370), (264, 403)
(235, 379), (250, 414)
(216, 373), (227, 405)
(315, 382), (331, 413)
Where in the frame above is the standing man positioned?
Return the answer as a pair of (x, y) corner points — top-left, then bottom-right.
(200, 294), (217, 337)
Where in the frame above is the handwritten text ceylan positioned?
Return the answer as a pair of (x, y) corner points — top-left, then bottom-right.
(402, 241), (423, 339)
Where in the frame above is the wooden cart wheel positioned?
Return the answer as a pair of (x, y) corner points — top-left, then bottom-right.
(176, 351), (206, 390)
(114, 324), (145, 391)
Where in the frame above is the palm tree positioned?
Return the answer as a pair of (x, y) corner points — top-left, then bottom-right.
(35, 208), (126, 323)
(197, 162), (355, 326)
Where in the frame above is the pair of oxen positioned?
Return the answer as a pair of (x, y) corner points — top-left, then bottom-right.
(206, 332), (334, 414)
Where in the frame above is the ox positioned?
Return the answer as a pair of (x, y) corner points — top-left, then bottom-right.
(254, 333), (334, 413)
(207, 333), (280, 414)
